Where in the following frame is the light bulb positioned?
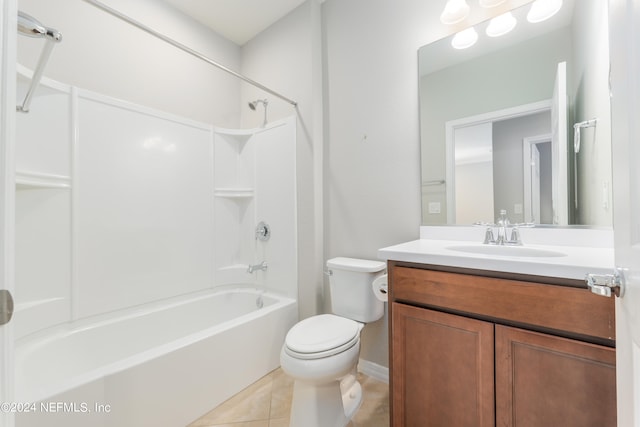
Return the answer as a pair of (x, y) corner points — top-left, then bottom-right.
(451, 27), (478, 49)
(486, 12), (517, 37)
(440, 0), (470, 25)
(527, 0), (563, 23)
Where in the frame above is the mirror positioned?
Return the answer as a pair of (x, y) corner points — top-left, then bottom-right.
(419, 0), (612, 227)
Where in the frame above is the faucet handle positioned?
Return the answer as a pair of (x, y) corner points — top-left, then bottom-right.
(474, 222), (497, 244)
(483, 227), (496, 244)
(509, 227), (523, 245)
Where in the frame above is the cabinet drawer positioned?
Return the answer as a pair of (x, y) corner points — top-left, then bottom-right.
(390, 266), (615, 344)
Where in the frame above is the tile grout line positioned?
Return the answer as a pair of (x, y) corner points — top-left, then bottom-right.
(267, 370), (274, 423)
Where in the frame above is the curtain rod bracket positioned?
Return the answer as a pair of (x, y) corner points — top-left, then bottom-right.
(16, 11), (62, 113)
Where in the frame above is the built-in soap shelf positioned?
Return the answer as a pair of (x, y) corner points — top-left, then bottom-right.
(213, 127), (254, 197)
(214, 188), (254, 199)
(15, 170), (71, 190)
(214, 128), (253, 142)
(213, 127), (258, 286)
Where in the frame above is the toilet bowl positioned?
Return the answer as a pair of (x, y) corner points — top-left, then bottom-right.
(280, 257), (386, 427)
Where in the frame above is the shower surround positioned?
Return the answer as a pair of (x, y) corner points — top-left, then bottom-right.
(14, 67), (298, 426)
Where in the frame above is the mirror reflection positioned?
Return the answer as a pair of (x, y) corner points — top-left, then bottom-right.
(419, 0), (612, 227)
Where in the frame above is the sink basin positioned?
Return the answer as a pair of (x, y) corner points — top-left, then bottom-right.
(446, 244), (567, 258)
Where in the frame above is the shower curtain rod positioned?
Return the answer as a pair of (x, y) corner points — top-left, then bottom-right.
(82, 0), (298, 107)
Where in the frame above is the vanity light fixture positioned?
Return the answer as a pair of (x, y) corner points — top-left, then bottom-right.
(440, 0), (470, 25)
(479, 0), (507, 7)
(486, 12), (517, 37)
(451, 27), (479, 49)
(527, 0), (563, 23)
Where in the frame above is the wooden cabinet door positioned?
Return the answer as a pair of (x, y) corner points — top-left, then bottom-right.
(495, 325), (616, 427)
(391, 303), (495, 427)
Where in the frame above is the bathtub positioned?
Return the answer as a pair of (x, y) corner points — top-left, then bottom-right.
(15, 287), (298, 427)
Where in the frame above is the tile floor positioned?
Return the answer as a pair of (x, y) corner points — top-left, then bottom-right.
(187, 368), (389, 427)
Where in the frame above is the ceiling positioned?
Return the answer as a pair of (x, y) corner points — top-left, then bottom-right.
(161, 0), (309, 46)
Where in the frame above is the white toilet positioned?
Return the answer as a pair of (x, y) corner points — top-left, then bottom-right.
(280, 257), (387, 427)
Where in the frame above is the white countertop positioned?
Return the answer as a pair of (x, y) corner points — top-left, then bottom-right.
(378, 227), (615, 281)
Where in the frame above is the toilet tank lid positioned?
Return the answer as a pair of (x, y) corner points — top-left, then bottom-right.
(326, 257), (386, 273)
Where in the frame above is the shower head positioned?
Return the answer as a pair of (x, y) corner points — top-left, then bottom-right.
(248, 99), (268, 110)
(18, 11), (62, 42)
(248, 99), (269, 127)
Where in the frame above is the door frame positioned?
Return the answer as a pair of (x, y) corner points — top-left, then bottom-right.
(608, 0), (640, 425)
(523, 134), (552, 223)
(444, 99), (551, 224)
(0, 0), (17, 426)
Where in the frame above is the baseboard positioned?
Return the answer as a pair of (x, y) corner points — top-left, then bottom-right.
(358, 358), (389, 384)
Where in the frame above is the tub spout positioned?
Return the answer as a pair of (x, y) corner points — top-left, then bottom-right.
(247, 261), (268, 274)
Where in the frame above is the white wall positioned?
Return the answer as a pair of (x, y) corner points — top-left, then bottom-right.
(74, 93), (215, 319)
(322, 0), (533, 367)
(17, 0), (241, 126)
(454, 122), (494, 224)
(322, 0), (422, 366)
(456, 161), (494, 224)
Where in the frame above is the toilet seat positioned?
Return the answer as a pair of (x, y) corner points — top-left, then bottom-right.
(284, 314), (361, 360)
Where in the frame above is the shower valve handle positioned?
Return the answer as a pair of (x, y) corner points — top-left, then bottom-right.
(255, 221), (271, 241)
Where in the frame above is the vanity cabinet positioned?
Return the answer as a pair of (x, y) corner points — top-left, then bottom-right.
(388, 262), (616, 427)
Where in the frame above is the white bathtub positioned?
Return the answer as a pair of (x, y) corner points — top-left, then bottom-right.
(15, 287), (298, 427)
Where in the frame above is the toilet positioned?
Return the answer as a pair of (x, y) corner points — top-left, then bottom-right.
(280, 257), (387, 427)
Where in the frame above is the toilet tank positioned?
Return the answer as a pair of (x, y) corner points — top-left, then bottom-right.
(326, 257), (386, 323)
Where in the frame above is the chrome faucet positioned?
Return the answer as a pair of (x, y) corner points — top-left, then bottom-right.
(478, 210), (530, 246)
(495, 209), (511, 245)
(247, 261), (268, 274)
